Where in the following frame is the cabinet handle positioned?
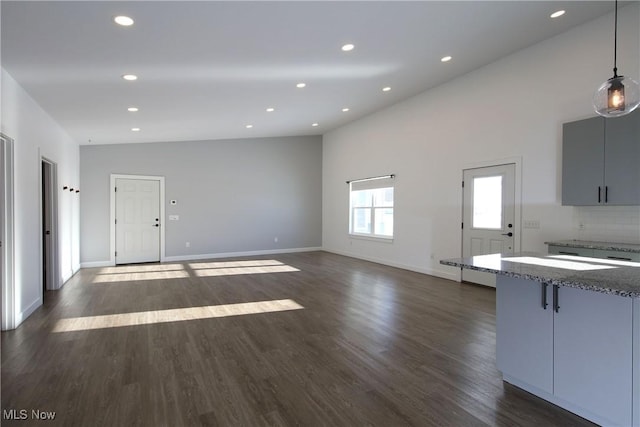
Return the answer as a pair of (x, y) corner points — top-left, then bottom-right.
(541, 283), (548, 310)
(607, 256), (632, 261)
(598, 186), (601, 203)
(605, 186), (608, 203)
(553, 285), (560, 313)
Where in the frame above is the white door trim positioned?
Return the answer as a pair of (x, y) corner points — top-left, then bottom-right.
(110, 174), (165, 266)
(460, 157), (522, 282)
(1, 134), (15, 330)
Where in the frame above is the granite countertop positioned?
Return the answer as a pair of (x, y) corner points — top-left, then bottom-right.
(545, 239), (640, 253)
(440, 252), (640, 298)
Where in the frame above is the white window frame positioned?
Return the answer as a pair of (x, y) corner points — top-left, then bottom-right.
(348, 175), (394, 241)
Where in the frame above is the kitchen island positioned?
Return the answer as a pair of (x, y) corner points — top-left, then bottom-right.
(441, 252), (640, 427)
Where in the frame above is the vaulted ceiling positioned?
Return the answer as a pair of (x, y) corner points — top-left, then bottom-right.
(1, 1), (617, 145)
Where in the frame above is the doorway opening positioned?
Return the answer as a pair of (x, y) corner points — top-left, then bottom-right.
(41, 158), (59, 298)
(462, 162), (520, 287)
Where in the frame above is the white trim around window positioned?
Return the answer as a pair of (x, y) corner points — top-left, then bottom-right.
(348, 175), (395, 241)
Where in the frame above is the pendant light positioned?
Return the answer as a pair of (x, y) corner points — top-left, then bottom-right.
(593, 0), (640, 117)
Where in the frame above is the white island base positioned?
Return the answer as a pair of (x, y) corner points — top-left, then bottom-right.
(496, 275), (640, 427)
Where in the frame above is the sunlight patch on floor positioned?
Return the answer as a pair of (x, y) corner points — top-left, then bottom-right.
(93, 270), (190, 283)
(52, 299), (304, 332)
(193, 265), (300, 277)
(188, 259), (300, 277)
(97, 264), (185, 274)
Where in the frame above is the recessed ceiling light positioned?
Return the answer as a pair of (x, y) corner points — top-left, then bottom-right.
(246, 124), (253, 129)
(296, 82), (306, 88)
(342, 108), (350, 112)
(342, 43), (355, 52)
(127, 107), (139, 112)
(122, 74), (138, 81)
(441, 56), (452, 63)
(550, 10), (565, 18)
(266, 107), (275, 112)
(114, 15), (134, 26)
(382, 87), (391, 92)
(312, 123), (319, 127)
(131, 127), (140, 132)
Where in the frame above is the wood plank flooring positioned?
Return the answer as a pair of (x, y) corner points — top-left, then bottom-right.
(1, 251), (595, 426)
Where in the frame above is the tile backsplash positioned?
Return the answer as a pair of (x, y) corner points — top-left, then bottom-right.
(573, 205), (640, 244)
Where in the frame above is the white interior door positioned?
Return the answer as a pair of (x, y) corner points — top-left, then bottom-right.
(462, 164), (516, 287)
(115, 178), (160, 264)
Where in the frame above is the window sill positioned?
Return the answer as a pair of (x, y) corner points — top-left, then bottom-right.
(349, 234), (394, 244)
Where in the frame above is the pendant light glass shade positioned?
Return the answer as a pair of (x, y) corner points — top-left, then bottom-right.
(593, 75), (640, 117)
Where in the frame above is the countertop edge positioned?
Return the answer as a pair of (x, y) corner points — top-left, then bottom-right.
(545, 240), (640, 253)
(440, 259), (640, 298)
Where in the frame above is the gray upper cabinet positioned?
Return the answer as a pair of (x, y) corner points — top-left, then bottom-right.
(562, 109), (640, 205)
(604, 110), (640, 204)
(562, 117), (604, 205)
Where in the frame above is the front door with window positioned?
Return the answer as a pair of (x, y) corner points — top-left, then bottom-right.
(115, 178), (160, 264)
(462, 164), (516, 287)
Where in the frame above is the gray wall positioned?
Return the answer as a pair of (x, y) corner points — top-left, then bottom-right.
(80, 136), (322, 263)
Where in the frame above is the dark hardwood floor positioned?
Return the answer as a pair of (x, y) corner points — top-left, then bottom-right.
(2, 251), (595, 426)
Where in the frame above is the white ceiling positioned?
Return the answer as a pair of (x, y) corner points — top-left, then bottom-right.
(1, 1), (617, 145)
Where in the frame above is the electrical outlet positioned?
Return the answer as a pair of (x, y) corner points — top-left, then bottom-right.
(274, 237), (278, 243)
(186, 242), (190, 248)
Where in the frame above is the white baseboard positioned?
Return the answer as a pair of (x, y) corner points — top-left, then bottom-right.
(15, 297), (41, 327)
(80, 260), (114, 268)
(80, 248), (322, 268)
(164, 247), (323, 262)
(323, 248), (460, 282)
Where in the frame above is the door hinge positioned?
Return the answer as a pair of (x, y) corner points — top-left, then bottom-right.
(115, 251), (117, 257)
(461, 222), (464, 229)
(115, 219), (117, 224)
(114, 187), (117, 192)
(462, 181), (464, 188)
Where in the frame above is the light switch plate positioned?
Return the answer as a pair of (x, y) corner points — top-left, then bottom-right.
(169, 215), (179, 221)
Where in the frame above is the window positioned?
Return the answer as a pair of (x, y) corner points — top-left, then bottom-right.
(472, 175), (502, 229)
(349, 176), (394, 239)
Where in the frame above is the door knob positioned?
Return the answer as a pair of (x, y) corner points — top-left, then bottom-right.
(501, 232), (513, 237)
(153, 224), (159, 227)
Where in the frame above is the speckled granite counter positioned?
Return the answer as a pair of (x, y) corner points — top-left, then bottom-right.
(440, 252), (640, 298)
(545, 239), (640, 253)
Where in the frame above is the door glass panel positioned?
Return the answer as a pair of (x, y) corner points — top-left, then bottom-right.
(473, 175), (502, 229)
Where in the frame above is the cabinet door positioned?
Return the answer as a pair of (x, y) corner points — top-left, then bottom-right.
(496, 276), (553, 393)
(554, 286), (633, 427)
(562, 117), (605, 205)
(547, 245), (594, 257)
(604, 109), (640, 205)
(592, 248), (640, 262)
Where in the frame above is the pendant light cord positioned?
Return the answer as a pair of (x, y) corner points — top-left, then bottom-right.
(613, 0), (618, 77)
